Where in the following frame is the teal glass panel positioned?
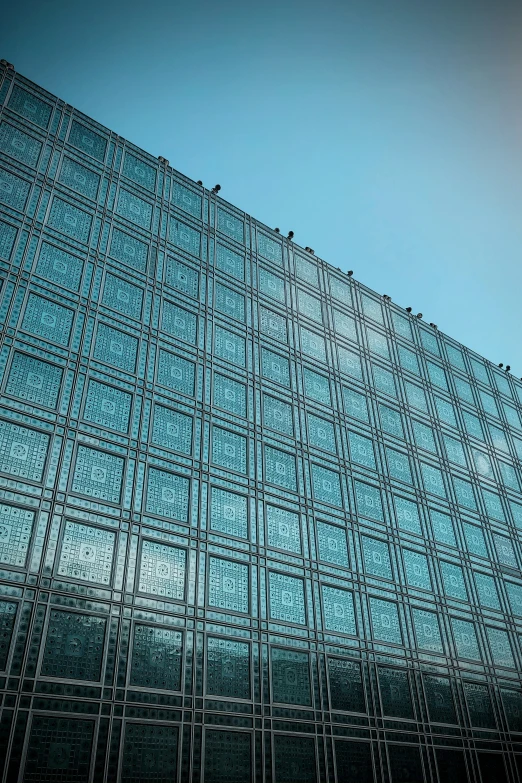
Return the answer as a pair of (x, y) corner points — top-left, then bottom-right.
(386, 447), (412, 483)
(212, 427), (247, 473)
(298, 290), (322, 323)
(329, 275), (351, 302)
(69, 120), (106, 160)
(109, 226), (148, 272)
(130, 624), (182, 690)
(22, 293), (73, 345)
(261, 348), (290, 386)
(395, 496), (422, 535)
(157, 350), (195, 396)
(480, 390), (499, 417)
(274, 735), (316, 783)
(0, 502), (34, 567)
(361, 294), (383, 323)
(41, 609), (106, 681)
(215, 374), (247, 417)
(354, 481), (384, 522)
(59, 157), (100, 200)
(427, 360), (448, 389)
(57, 521), (115, 585)
(366, 327), (389, 358)
(102, 273), (143, 319)
(379, 404), (404, 437)
(116, 187), (152, 229)
(121, 723), (178, 783)
(0, 168), (30, 211)
(412, 608), (444, 653)
(308, 413), (335, 451)
(420, 463), (446, 498)
(334, 741), (373, 783)
(214, 325), (246, 366)
(207, 637), (250, 699)
(420, 328), (440, 355)
(301, 326), (326, 362)
(210, 487), (248, 539)
(295, 255), (318, 285)
(403, 549), (431, 591)
(172, 181), (202, 218)
(152, 405), (193, 454)
(483, 489), (505, 521)
(72, 445), (123, 503)
(464, 681), (496, 728)
(463, 522), (488, 557)
(443, 434), (467, 466)
(215, 282), (245, 322)
(489, 423), (510, 452)
(122, 152), (156, 191)
(271, 647), (311, 705)
(372, 365), (397, 396)
(398, 345), (419, 374)
(338, 346), (363, 379)
(451, 618), (481, 661)
(165, 257), (199, 298)
(216, 243), (244, 280)
(303, 368), (331, 404)
(362, 536), (392, 579)
(260, 307), (287, 343)
(501, 689), (522, 732)
(493, 533), (517, 567)
(209, 557), (249, 613)
(388, 745), (423, 783)
(311, 463), (342, 506)
(474, 572), (501, 610)
(6, 351), (63, 409)
(263, 394), (293, 435)
(454, 376), (474, 404)
(0, 419), (49, 481)
(392, 312), (412, 340)
(204, 730), (251, 783)
(35, 241), (83, 291)
(405, 381), (428, 412)
(8, 85), (52, 127)
(267, 505), (301, 554)
(424, 675), (457, 724)
(0, 601), (17, 669)
(486, 626), (514, 668)
(145, 467), (190, 522)
(342, 387), (369, 421)
(413, 420), (437, 453)
(453, 477), (477, 509)
(322, 586), (356, 635)
(269, 572), (305, 624)
(328, 658), (365, 713)
(463, 411), (484, 440)
(162, 300), (197, 344)
(94, 323), (138, 373)
(259, 267), (285, 302)
(257, 232), (282, 264)
(265, 446), (297, 491)
(440, 561), (468, 601)
(348, 431), (376, 469)
(506, 581), (522, 616)
(333, 309), (357, 340)
(169, 218), (201, 257)
(378, 666), (413, 718)
(500, 461), (520, 491)
(316, 521), (349, 567)
(23, 716), (94, 783)
(369, 598), (402, 644)
(138, 540), (186, 600)
(84, 379), (131, 433)
(446, 343), (466, 370)
(0, 218), (17, 260)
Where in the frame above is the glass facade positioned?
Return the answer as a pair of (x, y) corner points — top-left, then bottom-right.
(0, 62), (522, 782)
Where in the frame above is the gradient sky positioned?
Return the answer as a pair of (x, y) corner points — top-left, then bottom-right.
(2, 0), (521, 373)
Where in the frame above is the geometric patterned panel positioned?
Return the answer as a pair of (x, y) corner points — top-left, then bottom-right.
(8, 85), (52, 127)
(214, 374), (247, 418)
(116, 189), (152, 230)
(109, 227), (148, 272)
(307, 413), (335, 452)
(378, 666), (413, 719)
(388, 745), (423, 783)
(121, 723), (178, 783)
(83, 379), (132, 433)
(137, 540), (186, 600)
(369, 598), (402, 645)
(59, 157), (99, 200)
(210, 487), (248, 538)
(130, 624), (183, 691)
(0, 600), (17, 670)
(5, 351), (63, 410)
(322, 586), (356, 636)
(311, 464), (342, 506)
(0, 168), (30, 211)
(328, 658), (365, 713)
(21, 293), (74, 345)
(47, 196), (92, 243)
(71, 445), (124, 503)
(271, 647), (311, 706)
(151, 405), (193, 454)
(40, 609), (107, 681)
(212, 427), (247, 473)
(263, 394), (293, 436)
(261, 349), (290, 386)
(35, 241), (83, 291)
(463, 681), (496, 729)
(411, 608), (444, 653)
(216, 243), (245, 281)
(23, 716), (95, 783)
(122, 152), (156, 192)
(403, 550), (431, 591)
(266, 505), (301, 554)
(57, 521), (115, 586)
(269, 572), (306, 625)
(0, 419), (49, 481)
(423, 674), (457, 724)
(214, 326), (246, 367)
(215, 283), (245, 322)
(93, 323), (138, 373)
(208, 557), (249, 614)
(361, 536), (392, 580)
(274, 735), (316, 783)
(165, 257), (199, 299)
(206, 637), (250, 700)
(259, 268), (285, 302)
(69, 120), (107, 161)
(265, 446), (297, 491)
(204, 730), (251, 783)
(451, 618), (481, 661)
(334, 741), (373, 783)
(145, 467), (190, 522)
(157, 350), (196, 396)
(161, 301), (197, 345)
(316, 521), (349, 567)
(0, 502), (35, 567)
(102, 272), (143, 319)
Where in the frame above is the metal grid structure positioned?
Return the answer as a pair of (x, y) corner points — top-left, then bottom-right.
(0, 61), (521, 782)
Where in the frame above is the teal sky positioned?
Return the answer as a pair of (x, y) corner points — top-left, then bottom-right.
(2, 0), (521, 374)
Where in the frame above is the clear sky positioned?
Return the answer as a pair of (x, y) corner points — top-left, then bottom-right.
(2, 0), (521, 374)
